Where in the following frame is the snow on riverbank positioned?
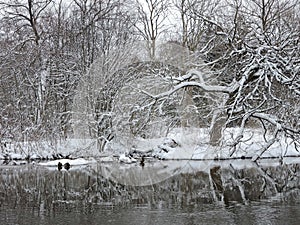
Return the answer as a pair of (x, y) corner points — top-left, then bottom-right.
(1, 128), (299, 162)
(105, 128), (299, 161)
(170, 128), (297, 159)
(154, 128), (299, 160)
(37, 158), (97, 171)
(38, 158), (95, 167)
(0, 139), (100, 161)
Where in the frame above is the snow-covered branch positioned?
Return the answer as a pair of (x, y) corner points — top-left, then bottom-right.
(142, 70), (240, 101)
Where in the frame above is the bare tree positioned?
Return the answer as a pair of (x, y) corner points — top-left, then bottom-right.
(173, 0), (220, 51)
(134, 0), (169, 59)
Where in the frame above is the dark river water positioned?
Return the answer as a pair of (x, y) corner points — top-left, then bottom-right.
(1, 159), (300, 225)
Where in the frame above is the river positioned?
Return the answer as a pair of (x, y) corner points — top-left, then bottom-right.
(1, 158), (300, 224)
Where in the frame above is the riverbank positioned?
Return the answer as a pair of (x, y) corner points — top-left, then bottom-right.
(1, 128), (299, 163)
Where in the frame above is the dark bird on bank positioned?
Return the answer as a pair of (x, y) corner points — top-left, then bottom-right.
(64, 162), (71, 170)
(58, 162), (63, 171)
(140, 156), (145, 167)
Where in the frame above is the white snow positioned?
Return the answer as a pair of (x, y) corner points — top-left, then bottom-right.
(1, 127), (299, 163)
(154, 128), (300, 160)
(107, 127), (299, 161)
(99, 155), (117, 163)
(119, 153), (137, 164)
(0, 138), (100, 161)
(39, 158), (96, 167)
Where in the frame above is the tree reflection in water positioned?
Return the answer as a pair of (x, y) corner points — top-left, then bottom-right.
(0, 159), (300, 224)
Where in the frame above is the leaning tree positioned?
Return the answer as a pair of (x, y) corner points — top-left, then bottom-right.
(145, 0), (300, 160)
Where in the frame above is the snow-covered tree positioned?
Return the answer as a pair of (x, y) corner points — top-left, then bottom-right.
(151, 0), (300, 159)
(0, 0), (135, 147)
(0, 0), (54, 144)
(0, 0), (298, 159)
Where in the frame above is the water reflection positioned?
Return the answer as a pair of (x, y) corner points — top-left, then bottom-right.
(1, 158), (300, 224)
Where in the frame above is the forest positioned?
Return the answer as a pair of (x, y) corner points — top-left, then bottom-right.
(0, 0), (299, 158)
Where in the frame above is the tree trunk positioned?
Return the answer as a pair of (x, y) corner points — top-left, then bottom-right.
(209, 109), (227, 146)
(180, 87), (199, 128)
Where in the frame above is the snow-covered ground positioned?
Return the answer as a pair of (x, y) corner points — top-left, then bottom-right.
(1, 128), (299, 163)
(151, 128), (299, 160)
(37, 158), (97, 171)
(0, 138), (100, 160)
(105, 127), (299, 161)
(38, 158), (95, 167)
